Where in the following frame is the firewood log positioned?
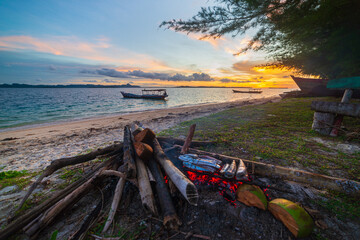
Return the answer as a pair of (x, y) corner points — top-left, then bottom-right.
(147, 158), (181, 230)
(135, 155), (158, 216)
(123, 125), (136, 178)
(134, 128), (156, 145)
(236, 184), (267, 210)
(268, 198), (314, 238)
(152, 138), (198, 206)
(133, 142), (153, 163)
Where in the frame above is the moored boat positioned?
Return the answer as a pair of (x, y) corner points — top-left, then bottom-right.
(121, 89), (168, 100)
(233, 89), (262, 94)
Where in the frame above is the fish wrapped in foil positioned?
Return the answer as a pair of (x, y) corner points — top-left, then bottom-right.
(179, 154), (221, 173)
(224, 160), (236, 179)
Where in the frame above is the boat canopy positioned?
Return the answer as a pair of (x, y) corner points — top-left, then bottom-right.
(142, 89), (166, 91)
(327, 77), (360, 89)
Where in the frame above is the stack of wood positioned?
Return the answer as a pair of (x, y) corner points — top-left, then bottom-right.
(0, 124), (198, 240)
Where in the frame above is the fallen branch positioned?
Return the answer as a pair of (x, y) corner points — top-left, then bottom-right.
(102, 173), (126, 233)
(69, 179), (118, 240)
(23, 165), (115, 237)
(0, 157), (118, 240)
(17, 143), (122, 211)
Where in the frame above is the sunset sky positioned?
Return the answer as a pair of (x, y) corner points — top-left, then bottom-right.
(0, 0), (297, 88)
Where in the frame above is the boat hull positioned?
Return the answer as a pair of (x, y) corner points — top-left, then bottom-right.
(290, 75), (360, 98)
(233, 90), (262, 93)
(121, 91), (167, 100)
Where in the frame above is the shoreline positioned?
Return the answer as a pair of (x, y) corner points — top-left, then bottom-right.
(0, 96), (280, 172)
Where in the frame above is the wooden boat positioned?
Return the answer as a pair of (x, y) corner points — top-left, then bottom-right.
(291, 75), (360, 98)
(233, 89), (263, 94)
(121, 89), (168, 100)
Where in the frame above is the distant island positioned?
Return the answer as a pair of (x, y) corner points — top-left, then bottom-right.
(0, 83), (140, 88)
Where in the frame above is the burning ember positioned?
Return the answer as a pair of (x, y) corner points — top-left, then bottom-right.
(186, 169), (270, 206)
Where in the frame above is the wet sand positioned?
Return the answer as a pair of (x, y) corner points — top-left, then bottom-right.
(0, 96), (280, 171)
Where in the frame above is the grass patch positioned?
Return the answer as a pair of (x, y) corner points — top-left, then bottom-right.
(314, 191), (360, 221)
(159, 97), (360, 180)
(0, 170), (38, 190)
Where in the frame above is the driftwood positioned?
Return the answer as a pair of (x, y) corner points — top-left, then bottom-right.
(0, 157), (118, 240)
(23, 166), (112, 237)
(123, 126), (136, 178)
(17, 143), (123, 212)
(186, 147), (360, 197)
(69, 180), (117, 240)
(135, 155), (158, 216)
(102, 173), (126, 233)
(152, 138), (199, 205)
(181, 124), (196, 154)
(147, 158), (181, 230)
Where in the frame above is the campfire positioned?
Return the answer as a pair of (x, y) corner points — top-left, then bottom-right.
(1, 123), (359, 239)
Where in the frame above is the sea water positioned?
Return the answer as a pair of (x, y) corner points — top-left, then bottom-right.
(0, 88), (290, 130)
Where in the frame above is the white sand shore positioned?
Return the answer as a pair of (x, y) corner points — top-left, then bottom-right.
(0, 96), (280, 171)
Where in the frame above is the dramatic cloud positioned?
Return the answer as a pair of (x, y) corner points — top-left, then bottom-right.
(220, 78), (253, 83)
(80, 68), (214, 82)
(103, 78), (119, 83)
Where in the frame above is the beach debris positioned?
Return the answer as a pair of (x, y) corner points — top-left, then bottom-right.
(181, 124), (196, 154)
(268, 198), (314, 238)
(16, 142), (123, 214)
(224, 160), (236, 179)
(236, 184), (267, 210)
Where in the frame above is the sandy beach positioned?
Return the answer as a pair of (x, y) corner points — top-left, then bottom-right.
(0, 96), (280, 172)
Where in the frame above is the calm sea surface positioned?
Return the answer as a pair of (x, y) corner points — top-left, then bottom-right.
(0, 88), (291, 130)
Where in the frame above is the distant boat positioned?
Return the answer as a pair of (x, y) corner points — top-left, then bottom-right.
(121, 89), (168, 100)
(233, 89), (263, 94)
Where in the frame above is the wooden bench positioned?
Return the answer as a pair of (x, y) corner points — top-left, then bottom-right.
(311, 76), (360, 136)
